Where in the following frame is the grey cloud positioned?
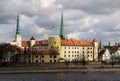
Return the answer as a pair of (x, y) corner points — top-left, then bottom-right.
(0, 0), (120, 44)
(56, 0), (120, 14)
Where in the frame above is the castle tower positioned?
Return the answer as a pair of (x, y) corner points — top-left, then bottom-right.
(48, 37), (61, 54)
(93, 38), (98, 61)
(15, 15), (22, 47)
(30, 36), (36, 47)
(59, 12), (65, 39)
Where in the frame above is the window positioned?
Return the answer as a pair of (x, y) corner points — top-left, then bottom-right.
(54, 42), (56, 44)
(51, 46), (53, 48)
(50, 55), (52, 58)
(88, 55), (89, 57)
(36, 55), (38, 58)
(50, 60), (52, 63)
(42, 55), (44, 58)
(68, 47), (70, 49)
(42, 60), (44, 63)
(77, 51), (79, 54)
(83, 47), (84, 50)
(72, 47), (74, 49)
(68, 55), (70, 57)
(72, 55), (74, 57)
(64, 51), (66, 53)
(64, 55), (66, 57)
(83, 51), (84, 53)
(36, 60), (38, 63)
(64, 47), (66, 49)
(54, 55), (56, 58)
(91, 55), (92, 57)
(68, 51), (70, 53)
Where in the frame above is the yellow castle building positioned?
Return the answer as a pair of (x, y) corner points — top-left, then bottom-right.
(10, 14), (98, 63)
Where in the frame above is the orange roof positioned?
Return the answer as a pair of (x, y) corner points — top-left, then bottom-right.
(61, 39), (93, 46)
(93, 38), (98, 42)
(22, 41), (30, 47)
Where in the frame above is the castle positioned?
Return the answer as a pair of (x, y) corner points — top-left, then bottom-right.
(10, 13), (98, 63)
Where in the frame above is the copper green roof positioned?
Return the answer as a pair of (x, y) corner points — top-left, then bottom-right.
(16, 15), (20, 35)
(59, 12), (65, 39)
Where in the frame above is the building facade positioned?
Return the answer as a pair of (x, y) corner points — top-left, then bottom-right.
(10, 14), (99, 63)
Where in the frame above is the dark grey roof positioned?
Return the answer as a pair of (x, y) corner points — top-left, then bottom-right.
(30, 36), (35, 40)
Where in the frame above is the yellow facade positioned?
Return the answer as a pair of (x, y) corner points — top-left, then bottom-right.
(48, 37), (61, 54)
(19, 54), (60, 63)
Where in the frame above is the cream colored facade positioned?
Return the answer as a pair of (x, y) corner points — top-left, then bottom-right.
(60, 46), (94, 61)
(17, 36), (99, 63)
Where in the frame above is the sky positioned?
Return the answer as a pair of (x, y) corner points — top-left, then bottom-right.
(0, 0), (120, 45)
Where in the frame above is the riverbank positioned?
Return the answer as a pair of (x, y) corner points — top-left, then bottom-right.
(0, 62), (120, 73)
(0, 67), (120, 74)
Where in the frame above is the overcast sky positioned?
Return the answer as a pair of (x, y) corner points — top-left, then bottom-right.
(0, 0), (120, 45)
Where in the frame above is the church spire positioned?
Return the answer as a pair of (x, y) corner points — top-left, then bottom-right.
(15, 15), (22, 47)
(59, 12), (65, 39)
(16, 15), (20, 35)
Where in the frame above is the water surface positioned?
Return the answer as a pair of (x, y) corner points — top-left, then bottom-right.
(0, 72), (119, 81)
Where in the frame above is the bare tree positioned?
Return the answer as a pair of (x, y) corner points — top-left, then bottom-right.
(64, 59), (70, 69)
(79, 55), (88, 68)
(72, 58), (79, 69)
(110, 56), (115, 68)
(102, 60), (107, 68)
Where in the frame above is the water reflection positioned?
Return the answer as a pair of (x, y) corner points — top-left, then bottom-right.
(0, 72), (119, 81)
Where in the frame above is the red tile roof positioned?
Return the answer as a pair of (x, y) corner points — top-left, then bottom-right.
(22, 41), (30, 47)
(61, 39), (93, 46)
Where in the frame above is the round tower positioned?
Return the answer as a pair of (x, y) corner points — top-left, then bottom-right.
(93, 38), (98, 61)
(30, 36), (36, 47)
(48, 37), (61, 54)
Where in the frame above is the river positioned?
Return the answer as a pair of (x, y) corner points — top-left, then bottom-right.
(0, 72), (119, 81)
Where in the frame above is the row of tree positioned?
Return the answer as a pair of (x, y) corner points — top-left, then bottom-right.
(0, 43), (21, 67)
(64, 55), (88, 69)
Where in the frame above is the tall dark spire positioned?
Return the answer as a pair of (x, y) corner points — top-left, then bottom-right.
(59, 12), (65, 39)
(16, 15), (20, 35)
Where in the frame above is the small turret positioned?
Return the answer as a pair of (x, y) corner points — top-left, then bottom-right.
(30, 36), (35, 47)
(92, 38), (98, 61)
